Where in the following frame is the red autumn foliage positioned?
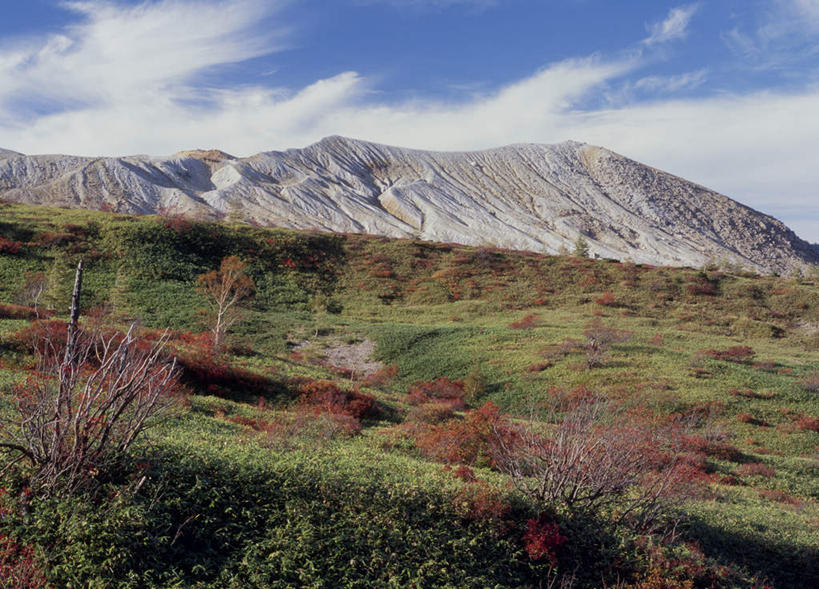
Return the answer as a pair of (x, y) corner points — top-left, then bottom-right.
(0, 237), (22, 254)
(800, 373), (819, 393)
(452, 482), (510, 523)
(595, 291), (617, 307)
(686, 279), (718, 296)
(407, 377), (465, 408)
(758, 489), (800, 505)
(736, 413), (769, 426)
(34, 231), (74, 247)
(728, 388), (774, 400)
(0, 303), (52, 321)
(452, 465), (478, 483)
(526, 361), (552, 373)
(411, 402), (512, 466)
(161, 214), (193, 234)
(362, 364), (398, 387)
(176, 353), (279, 398)
(649, 333), (665, 346)
(297, 379), (379, 420)
(13, 320), (68, 357)
(680, 435), (743, 462)
(522, 515), (567, 564)
(0, 531), (48, 589)
(702, 346), (755, 363)
(736, 462), (776, 478)
(405, 402), (455, 424)
(796, 416), (819, 432)
(508, 314), (540, 330)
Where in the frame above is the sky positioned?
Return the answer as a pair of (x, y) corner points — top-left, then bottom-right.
(0, 0), (817, 241)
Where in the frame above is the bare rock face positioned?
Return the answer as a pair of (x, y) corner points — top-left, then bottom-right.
(1, 136), (816, 274)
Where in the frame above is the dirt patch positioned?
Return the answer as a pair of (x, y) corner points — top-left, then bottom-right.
(293, 338), (383, 377)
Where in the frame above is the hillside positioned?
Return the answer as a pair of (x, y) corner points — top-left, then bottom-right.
(1, 137), (816, 275)
(0, 203), (817, 588)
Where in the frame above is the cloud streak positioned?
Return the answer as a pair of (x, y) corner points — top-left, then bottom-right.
(643, 3), (700, 45)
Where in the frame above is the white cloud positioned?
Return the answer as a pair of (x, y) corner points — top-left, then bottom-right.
(0, 0), (286, 121)
(633, 70), (708, 93)
(789, 0), (819, 28)
(356, 0), (497, 8)
(643, 3), (700, 45)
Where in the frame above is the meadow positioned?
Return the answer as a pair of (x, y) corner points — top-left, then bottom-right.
(0, 202), (816, 588)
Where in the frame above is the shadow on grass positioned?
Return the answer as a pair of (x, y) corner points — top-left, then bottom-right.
(687, 514), (819, 589)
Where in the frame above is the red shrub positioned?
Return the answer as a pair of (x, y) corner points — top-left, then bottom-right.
(0, 238), (22, 254)
(407, 377), (465, 408)
(526, 361), (552, 373)
(736, 413), (768, 426)
(686, 279), (718, 296)
(595, 291), (617, 306)
(800, 373), (819, 393)
(758, 489), (800, 505)
(176, 353), (280, 399)
(413, 402), (512, 466)
(680, 435), (743, 462)
(736, 462), (775, 478)
(649, 333), (665, 346)
(452, 465), (478, 483)
(405, 402), (455, 424)
(796, 416), (819, 432)
(729, 388), (773, 400)
(362, 364), (398, 387)
(508, 314), (540, 330)
(0, 532), (48, 588)
(298, 379), (379, 420)
(0, 303), (52, 321)
(522, 515), (567, 564)
(452, 482), (510, 523)
(34, 231), (74, 247)
(702, 346), (755, 363)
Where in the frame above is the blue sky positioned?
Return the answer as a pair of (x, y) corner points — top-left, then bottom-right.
(0, 0), (817, 241)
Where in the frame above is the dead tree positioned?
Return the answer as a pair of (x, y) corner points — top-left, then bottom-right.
(0, 261), (180, 496)
(15, 271), (47, 318)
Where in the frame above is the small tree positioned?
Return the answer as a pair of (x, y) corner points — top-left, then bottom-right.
(14, 271), (47, 318)
(573, 235), (590, 258)
(197, 256), (254, 350)
(0, 261), (180, 496)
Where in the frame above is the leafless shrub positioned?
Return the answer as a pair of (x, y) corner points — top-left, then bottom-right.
(582, 319), (632, 368)
(0, 324), (180, 496)
(0, 262), (181, 496)
(492, 398), (691, 533)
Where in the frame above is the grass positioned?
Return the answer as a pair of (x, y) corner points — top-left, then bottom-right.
(0, 202), (816, 587)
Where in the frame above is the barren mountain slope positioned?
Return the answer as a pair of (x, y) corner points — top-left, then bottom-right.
(0, 136), (816, 274)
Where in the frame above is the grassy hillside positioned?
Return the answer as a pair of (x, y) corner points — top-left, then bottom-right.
(0, 202), (816, 588)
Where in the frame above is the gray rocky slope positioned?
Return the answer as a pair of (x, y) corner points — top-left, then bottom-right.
(1, 136), (816, 274)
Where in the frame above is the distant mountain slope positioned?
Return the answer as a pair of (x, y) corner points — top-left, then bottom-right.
(0, 136), (816, 274)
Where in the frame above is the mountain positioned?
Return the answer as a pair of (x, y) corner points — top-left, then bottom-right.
(0, 136), (816, 274)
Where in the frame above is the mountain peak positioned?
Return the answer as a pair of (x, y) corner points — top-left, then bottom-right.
(0, 138), (815, 274)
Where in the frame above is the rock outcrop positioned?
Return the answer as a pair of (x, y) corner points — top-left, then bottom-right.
(1, 136), (816, 274)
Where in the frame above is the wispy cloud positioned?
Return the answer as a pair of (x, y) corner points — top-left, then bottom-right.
(0, 0), (286, 121)
(356, 0), (497, 9)
(643, 3), (700, 45)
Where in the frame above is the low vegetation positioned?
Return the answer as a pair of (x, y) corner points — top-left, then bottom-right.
(0, 202), (816, 587)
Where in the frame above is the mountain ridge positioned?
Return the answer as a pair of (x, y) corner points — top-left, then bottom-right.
(1, 136), (816, 274)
